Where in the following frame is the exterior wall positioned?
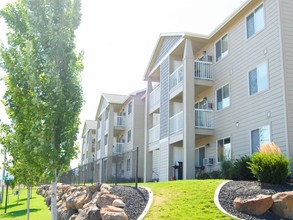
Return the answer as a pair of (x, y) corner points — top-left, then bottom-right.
(144, 0), (292, 181)
(279, 0), (293, 166)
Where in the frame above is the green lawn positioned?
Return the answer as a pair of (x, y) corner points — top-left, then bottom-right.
(0, 187), (50, 220)
(0, 180), (233, 220)
(141, 179), (233, 220)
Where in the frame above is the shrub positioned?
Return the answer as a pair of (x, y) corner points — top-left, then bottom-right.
(221, 160), (232, 179)
(209, 170), (222, 179)
(247, 142), (291, 184)
(197, 172), (210, 179)
(230, 155), (255, 181)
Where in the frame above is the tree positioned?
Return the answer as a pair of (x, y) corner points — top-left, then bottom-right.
(0, 0), (83, 219)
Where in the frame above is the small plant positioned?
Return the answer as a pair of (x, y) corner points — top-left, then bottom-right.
(247, 142), (291, 184)
(230, 155), (255, 180)
(221, 160), (232, 179)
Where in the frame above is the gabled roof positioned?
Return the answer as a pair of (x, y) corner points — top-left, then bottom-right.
(81, 120), (97, 138)
(143, 0), (252, 80)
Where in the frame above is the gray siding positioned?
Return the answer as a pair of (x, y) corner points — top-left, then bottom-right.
(159, 140), (169, 181)
(280, 0), (293, 158)
(154, 36), (181, 67)
(210, 0), (286, 158)
(160, 58), (169, 139)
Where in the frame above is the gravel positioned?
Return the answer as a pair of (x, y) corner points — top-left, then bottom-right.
(110, 185), (149, 220)
(218, 180), (293, 220)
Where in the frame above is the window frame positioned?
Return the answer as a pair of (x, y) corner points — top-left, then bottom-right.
(127, 130), (132, 143)
(215, 33), (229, 62)
(217, 137), (231, 162)
(250, 125), (271, 153)
(248, 61), (269, 96)
(126, 159), (131, 171)
(246, 3), (265, 39)
(195, 145), (206, 167)
(128, 101), (132, 115)
(216, 83), (230, 111)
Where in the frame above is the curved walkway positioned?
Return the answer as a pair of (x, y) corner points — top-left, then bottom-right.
(137, 186), (153, 220)
(214, 180), (240, 220)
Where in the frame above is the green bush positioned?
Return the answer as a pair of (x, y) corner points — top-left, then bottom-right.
(247, 151), (291, 184)
(221, 160), (232, 179)
(230, 155), (255, 181)
(209, 170), (222, 179)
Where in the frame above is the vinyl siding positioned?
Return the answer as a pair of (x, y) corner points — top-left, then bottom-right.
(279, 0), (293, 158)
(206, 0), (287, 158)
(154, 36), (181, 67)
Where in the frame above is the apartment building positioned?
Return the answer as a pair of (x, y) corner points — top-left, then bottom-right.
(81, 120), (97, 165)
(143, 0), (293, 182)
(94, 91), (145, 182)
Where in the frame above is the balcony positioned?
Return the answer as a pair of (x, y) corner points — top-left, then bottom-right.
(194, 61), (213, 80)
(113, 143), (124, 155)
(148, 124), (160, 144)
(170, 65), (183, 91)
(195, 109), (214, 135)
(149, 85), (160, 113)
(170, 111), (183, 134)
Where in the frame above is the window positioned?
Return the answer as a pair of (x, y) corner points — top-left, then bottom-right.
(247, 4), (264, 38)
(128, 102), (132, 115)
(195, 146), (206, 167)
(217, 137), (231, 162)
(249, 61), (268, 95)
(127, 130), (132, 142)
(216, 34), (228, 61)
(126, 159), (130, 171)
(216, 84), (230, 110)
(251, 125), (271, 153)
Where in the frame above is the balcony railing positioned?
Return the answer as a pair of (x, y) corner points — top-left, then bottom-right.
(170, 111), (183, 134)
(148, 124), (160, 144)
(194, 61), (213, 80)
(149, 85), (160, 109)
(115, 116), (125, 127)
(105, 119), (109, 131)
(113, 143), (124, 154)
(195, 109), (214, 129)
(170, 65), (183, 90)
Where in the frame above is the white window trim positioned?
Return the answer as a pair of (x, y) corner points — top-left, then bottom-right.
(245, 3), (265, 40)
(195, 145), (206, 167)
(215, 83), (230, 111)
(250, 124), (271, 154)
(247, 60), (269, 96)
(215, 33), (229, 62)
(216, 137), (231, 163)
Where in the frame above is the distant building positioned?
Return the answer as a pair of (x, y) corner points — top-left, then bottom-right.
(81, 120), (97, 165)
(94, 90), (145, 182)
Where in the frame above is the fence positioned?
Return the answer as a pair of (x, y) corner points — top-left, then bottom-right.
(59, 147), (140, 186)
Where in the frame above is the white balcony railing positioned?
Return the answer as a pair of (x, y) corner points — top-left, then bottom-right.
(97, 128), (101, 140)
(170, 111), (183, 134)
(113, 143), (124, 154)
(115, 116), (125, 127)
(96, 149), (101, 159)
(148, 124), (160, 144)
(105, 119), (109, 132)
(170, 65), (183, 90)
(194, 61), (213, 80)
(149, 85), (160, 109)
(195, 109), (214, 129)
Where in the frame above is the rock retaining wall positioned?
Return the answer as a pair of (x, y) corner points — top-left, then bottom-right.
(37, 183), (128, 220)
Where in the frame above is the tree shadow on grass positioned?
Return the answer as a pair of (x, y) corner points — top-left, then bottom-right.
(0, 208), (41, 218)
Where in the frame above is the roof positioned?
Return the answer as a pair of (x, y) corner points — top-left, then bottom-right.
(81, 120), (97, 138)
(143, 0), (252, 80)
(102, 93), (129, 104)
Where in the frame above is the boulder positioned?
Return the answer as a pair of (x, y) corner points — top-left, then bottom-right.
(112, 199), (126, 208)
(271, 191), (293, 219)
(100, 205), (128, 220)
(75, 204), (101, 220)
(233, 194), (273, 215)
(97, 193), (120, 208)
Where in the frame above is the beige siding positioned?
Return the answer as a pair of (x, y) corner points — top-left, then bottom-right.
(205, 0), (286, 159)
(280, 0), (293, 158)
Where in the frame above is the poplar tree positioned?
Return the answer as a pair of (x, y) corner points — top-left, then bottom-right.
(0, 0), (83, 219)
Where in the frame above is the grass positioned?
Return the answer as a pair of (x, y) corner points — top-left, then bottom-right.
(141, 179), (233, 220)
(0, 187), (50, 220)
(0, 179), (233, 220)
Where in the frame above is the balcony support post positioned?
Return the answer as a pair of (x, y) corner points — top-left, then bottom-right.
(183, 39), (195, 180)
